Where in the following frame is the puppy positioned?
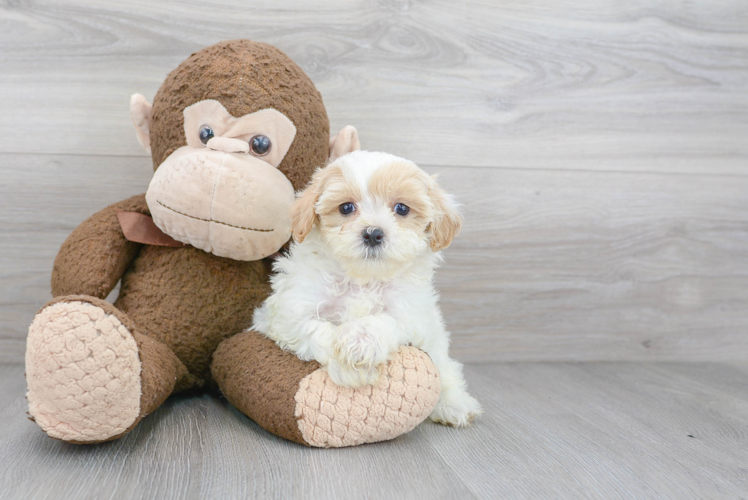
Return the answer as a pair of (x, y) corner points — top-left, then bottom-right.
(253, 151), (482, 427)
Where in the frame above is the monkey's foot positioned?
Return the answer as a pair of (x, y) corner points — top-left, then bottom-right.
(26, 296), (188, 444)
(212, 332), (441, 448)
(295, 347), (441, 447)
(26, 297), (143, 443)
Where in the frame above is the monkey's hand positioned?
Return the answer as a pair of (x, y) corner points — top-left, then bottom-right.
(51, 194), (147, 299)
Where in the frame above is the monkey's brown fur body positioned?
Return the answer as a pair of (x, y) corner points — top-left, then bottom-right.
(25, 40), (440, 447)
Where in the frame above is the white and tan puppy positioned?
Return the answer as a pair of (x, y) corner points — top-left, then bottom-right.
(253, 151), (481, 427)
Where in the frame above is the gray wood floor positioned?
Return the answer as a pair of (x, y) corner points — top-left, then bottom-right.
(3, 361), (748, 499)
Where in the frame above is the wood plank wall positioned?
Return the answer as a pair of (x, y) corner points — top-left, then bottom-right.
(1, 0), (746, 363)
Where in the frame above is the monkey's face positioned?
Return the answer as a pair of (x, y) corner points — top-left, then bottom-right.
(144, 100), (297, 261)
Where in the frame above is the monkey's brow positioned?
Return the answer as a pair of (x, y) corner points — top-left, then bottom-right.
(156, 200), (274, 232)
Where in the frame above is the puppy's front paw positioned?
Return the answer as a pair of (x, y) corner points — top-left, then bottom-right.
(326, 357), (380, 388)
(333, 319), (388, 371)
(430, 389), (482, 428)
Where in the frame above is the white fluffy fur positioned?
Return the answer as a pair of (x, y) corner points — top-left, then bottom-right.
(253, 151), (482, 427)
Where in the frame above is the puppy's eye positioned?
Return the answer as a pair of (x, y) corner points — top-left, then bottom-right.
(199, 125), (214, 145)
(250, 135), (272, 156)
(394, 203), (410, 216)
(339, 202), (356, 215)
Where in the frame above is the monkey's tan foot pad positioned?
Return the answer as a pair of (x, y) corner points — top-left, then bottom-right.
(294, 346), (441, 448)
(26, 300), (142, 443)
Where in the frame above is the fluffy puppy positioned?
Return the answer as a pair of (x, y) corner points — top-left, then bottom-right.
(253, 151), (481, 427)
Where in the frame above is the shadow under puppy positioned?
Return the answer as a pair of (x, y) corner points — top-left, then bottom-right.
(253, 150), (482, 426)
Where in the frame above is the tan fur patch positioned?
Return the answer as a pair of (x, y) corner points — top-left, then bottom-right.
(368, 160), (434, 234)
(291, 164), (354, 242)
(26, 301), (142, 442)
(316, 167), (362, 217)
(369, 161), (429, 206)
(316, 170), (364, 235)
(369, 161), (462, 251)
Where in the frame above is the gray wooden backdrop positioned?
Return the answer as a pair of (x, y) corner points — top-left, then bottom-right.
(1, 0), (747, 364)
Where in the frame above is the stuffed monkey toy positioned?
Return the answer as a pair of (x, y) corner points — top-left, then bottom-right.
(25, 40), (440, 448)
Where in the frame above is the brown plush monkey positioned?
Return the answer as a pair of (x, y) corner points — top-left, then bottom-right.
(25, 40), (440, 448)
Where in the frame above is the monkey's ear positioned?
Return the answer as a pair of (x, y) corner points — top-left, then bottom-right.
(130, 93), (153, 154)
(329, 125), (360, 161)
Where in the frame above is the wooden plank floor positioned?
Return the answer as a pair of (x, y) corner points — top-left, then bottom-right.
(2, 361), (748, 499)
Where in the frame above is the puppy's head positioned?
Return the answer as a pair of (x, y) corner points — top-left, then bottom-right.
(291, 151), (461, 280)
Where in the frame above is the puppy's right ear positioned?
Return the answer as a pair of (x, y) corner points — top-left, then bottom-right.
(291, 170), (325, 243)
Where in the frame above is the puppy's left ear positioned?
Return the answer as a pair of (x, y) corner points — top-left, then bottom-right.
(428, 176), (463, 251)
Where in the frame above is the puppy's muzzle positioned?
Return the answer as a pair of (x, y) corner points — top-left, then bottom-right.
(362, 227), (385, 247)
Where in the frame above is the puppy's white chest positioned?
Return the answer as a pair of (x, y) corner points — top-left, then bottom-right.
(316, 282), (395, 324)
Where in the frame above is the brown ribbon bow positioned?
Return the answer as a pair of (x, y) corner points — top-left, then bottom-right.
(116, 210), (187, 247)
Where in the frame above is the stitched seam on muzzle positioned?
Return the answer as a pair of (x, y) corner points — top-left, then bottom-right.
(156, 200), (274, 232)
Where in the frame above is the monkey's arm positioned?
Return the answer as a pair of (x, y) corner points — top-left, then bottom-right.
(51, 194), (147, 298)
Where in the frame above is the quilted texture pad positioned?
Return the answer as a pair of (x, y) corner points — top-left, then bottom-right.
(294, 346), (440, 447)
(26, 301), (142, 442)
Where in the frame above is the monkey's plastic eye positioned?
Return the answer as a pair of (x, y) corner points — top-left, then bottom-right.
(395, 203), (410, 216)
(199, 125), (214, 145)
(250, 135), (271, 156)
(339, 202), (356, 215)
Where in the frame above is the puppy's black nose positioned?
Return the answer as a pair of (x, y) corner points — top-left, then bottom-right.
(362, 227), (385, 247)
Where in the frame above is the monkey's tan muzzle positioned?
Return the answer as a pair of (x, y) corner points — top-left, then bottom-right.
(145, 146), (295, 261)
